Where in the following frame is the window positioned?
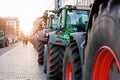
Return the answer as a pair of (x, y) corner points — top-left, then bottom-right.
(66, 9), (90, 32)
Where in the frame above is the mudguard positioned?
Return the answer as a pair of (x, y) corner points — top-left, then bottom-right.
(38, 30), (44, 41)
(70, 32), (86, 65)
(48, 31), (68, 46)
(38, 29), (48, 42)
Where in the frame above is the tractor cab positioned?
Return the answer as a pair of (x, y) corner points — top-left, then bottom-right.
(47, 14), (58, 31)
(55, 5), (90, 43)
(59, 5), (90, 32)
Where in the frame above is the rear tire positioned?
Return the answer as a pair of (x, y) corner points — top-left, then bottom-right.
(38, 41), (44, 65)
(63, 42), (81, 80)
(84, 1), (120, 80)
(47, 44), (64, 80)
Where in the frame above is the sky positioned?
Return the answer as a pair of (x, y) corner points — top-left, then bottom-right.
(0, 0), (94, 35)
(0, 0), (54, 34)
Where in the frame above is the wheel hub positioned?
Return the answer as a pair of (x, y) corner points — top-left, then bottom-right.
(91, 46), (120, 80)
(66, 60), (72, 80)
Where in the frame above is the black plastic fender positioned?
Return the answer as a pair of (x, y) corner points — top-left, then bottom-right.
(48, 31), (68, 46)
(70, 32), (86, 65)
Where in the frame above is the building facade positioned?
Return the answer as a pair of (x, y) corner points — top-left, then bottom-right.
(54, 0), (94, 8)
(4, 17), (20, 40)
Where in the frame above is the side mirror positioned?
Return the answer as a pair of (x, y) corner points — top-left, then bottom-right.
(59, 23), (62, 28)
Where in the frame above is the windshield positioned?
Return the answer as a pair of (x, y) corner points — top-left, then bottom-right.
(66, 9), (89, 32)
(52, 18), (58, 30)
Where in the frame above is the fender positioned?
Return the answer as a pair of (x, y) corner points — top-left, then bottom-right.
(70, 32), (86, 65)
(38, 29), (48, 42)
(38, 30), (44, 41)
(48, 31), (68, 46)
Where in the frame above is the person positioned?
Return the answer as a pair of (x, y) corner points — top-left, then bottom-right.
(12, 38), (14, 44)
(23, 36), (28, 45)
(9, 37), (14, 46)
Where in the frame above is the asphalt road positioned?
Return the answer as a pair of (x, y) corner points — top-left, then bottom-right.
(0, 42), (47, 80)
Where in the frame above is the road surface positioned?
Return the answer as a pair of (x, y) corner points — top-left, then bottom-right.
(0, 42), (47, 80)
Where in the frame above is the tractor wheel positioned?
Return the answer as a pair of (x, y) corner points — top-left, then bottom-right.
(84, 1), (120, 80)
(37, 41), (44, 65)
(1, 41), (5, 48)
(47, 44), (64, 80)
(63, 42), (81, 80)
(6, 40), (9, 47)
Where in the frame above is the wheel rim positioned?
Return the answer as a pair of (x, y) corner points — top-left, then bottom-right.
(47, 46), (50, 70)
(92, 46), (120, 80)
(66, 60), (72, 80)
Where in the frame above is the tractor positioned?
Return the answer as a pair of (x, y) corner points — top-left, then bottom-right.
(43, 12), (59, 73)
(63, 0), (120, 80)
(32, 11), (48, 65)
(0, 30), (9, 48)
(46, 5), (90, 80)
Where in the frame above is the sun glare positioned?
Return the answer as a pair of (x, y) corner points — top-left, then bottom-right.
(20, 19), (33, 35)
(0, 0), (54, 36)
(20, 26), (32, 35)
(21, 27), (29, 35)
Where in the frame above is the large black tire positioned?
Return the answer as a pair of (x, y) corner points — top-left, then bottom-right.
(5, 40), (9, 47)
(83, 1), (120, 80)
(63, 42), (81, 80)
(37, 41), (44, 65)
(0, 40), (5, 48)
(47, 44), (64, 80)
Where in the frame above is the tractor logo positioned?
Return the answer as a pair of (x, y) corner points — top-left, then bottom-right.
(55, 34), (70, 43)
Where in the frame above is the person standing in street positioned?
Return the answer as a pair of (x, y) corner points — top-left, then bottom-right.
(23, 36), (28, 45)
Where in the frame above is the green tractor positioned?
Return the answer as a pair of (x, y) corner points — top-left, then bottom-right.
(46, 5), (90, 80)
(63, 0), (120, 80)
(0, 30), (9, 48)
(43, 13), (59, 73)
